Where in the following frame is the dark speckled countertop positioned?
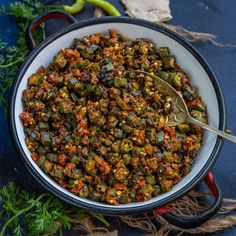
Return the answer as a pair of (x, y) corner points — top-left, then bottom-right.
(0, 0), (236, 235)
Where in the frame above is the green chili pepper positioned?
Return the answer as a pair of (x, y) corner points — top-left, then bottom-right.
(85, 0), (121, 16)
(63, 0), (85, 14)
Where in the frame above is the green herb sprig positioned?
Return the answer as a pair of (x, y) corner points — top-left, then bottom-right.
(0, 0), (49, 114)
(0, 182), (109, 235)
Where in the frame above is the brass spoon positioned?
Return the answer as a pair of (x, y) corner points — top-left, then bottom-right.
(133, 70), (236, 143)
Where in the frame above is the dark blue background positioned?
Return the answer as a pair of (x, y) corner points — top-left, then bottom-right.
(0, 0), (236, 235)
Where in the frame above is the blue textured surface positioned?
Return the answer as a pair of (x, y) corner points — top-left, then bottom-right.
(0, 0), (236, 235)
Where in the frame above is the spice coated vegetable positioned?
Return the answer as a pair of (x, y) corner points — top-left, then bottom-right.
(21, 30), (207, 205)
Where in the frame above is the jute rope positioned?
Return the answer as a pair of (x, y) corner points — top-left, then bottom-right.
(120, 191), (236, 235)
(158, 23), (236, 48)
(70, 191), (236, 235)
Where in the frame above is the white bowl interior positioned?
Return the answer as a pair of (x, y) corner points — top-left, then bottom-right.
(14, 22), (220, 209)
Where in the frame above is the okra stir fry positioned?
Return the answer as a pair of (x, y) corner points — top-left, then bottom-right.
(21, 30), (207, 205)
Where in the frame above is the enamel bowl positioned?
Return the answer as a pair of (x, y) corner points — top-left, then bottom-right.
(8, 12), (226, 228)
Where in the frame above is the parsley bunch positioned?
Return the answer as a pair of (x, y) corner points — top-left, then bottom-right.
(0, 182), (77, 235)
(0, 182), (109, 235)
(0, 0), (49, 113)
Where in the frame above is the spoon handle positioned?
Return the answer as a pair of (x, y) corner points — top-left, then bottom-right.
(188, 116), (236, 143)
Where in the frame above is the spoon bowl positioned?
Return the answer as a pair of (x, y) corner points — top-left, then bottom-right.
(133, 70), (236, 143)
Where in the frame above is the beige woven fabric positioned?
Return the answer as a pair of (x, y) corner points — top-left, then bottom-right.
(121, 0), (172, 22)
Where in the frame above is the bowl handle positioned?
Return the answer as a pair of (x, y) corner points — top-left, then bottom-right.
(26, 10), (77, 50)
(154, 172), (222, 229)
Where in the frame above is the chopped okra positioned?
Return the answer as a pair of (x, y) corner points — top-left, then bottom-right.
(21, 30), (206, 205)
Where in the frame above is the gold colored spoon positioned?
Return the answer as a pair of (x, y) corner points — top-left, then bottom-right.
(133, 70), (236, 144)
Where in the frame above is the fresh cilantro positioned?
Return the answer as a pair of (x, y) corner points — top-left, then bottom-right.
(0, 0), (49, 114)
(0, 182), (109, 235)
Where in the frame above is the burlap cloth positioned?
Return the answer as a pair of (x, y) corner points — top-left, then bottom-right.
(73, 190), (236, 235)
